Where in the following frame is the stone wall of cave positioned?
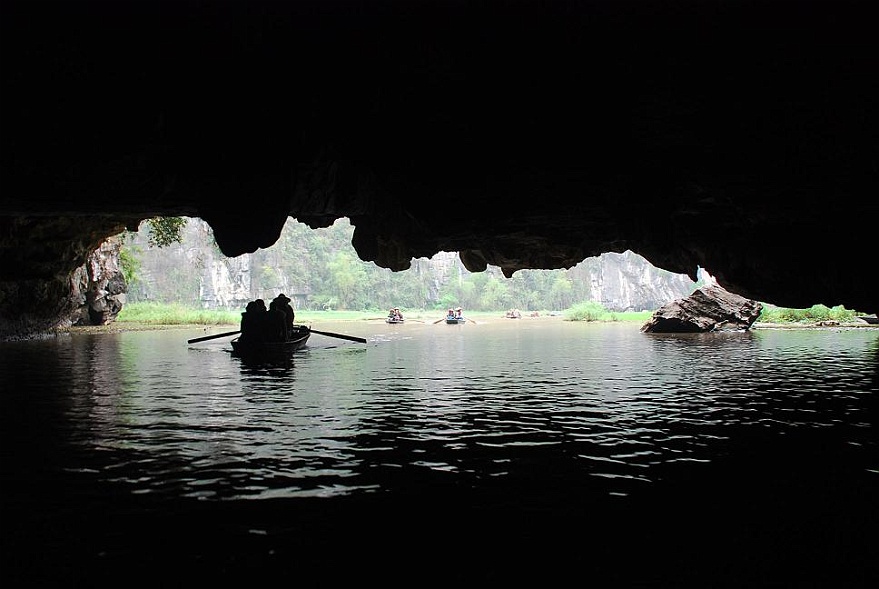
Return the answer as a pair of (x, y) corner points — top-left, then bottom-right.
(1, 0), (876, 338)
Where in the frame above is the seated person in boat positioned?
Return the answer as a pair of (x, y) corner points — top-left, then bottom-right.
(239, 299), (267, 343)
(266, 298), (291, 342)
(272, 293), (296, 332)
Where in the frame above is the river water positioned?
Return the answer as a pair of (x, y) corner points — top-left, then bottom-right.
(1, 319), (877, 587)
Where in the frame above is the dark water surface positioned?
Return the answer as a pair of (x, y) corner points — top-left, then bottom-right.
(2, 320), (877, 587)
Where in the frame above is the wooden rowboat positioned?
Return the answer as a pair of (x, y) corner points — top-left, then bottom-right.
(230, 325), (311, 357)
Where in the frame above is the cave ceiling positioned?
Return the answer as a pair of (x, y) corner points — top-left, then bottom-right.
(1, 0), (877, 336)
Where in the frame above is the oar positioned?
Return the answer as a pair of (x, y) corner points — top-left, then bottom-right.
(188, 330), (241, 344)
(464, 318), (478, 325)
(432, 317), (446, 324)
(309, 329), (367, 344)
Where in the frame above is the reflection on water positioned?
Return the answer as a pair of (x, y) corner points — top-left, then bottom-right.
(1, 322), (877, 587)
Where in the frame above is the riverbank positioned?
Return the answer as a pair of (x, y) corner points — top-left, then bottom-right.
(753, 320), (879, 330)
(65, 317), (879, 336)
(66, 312), (567, 334)
(91, 302), (876, 334)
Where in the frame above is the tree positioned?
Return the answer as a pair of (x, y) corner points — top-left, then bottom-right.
(549, 275), (574, 310)
(327, 250), (369, 309)
(145, 217), (187, 248)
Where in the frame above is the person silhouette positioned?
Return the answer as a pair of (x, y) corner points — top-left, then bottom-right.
(272, 294), (296, 335)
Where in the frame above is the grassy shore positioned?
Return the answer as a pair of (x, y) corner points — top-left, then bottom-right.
(68, 302), (872, 334)
(106, 303), (651, 329)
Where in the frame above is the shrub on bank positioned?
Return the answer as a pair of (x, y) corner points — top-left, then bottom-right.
(757, 304), (860, 324)
(116, 302), (240, 325)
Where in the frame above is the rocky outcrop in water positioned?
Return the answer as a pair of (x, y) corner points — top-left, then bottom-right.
(641, 285), (763, 333)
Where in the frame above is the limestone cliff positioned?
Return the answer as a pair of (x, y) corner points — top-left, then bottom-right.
(124, 219), (695, 313)
(69, 237), (127, 326)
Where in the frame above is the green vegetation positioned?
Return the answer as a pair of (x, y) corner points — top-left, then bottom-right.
(564, 301), (653, 322)
(116, 303), (433, 326)
(116, 301), (867, 327)
(756, 304), (862, 324)
(116, 302), (241, 326)
(145, 217), (188, 248)
(117, 302), (653, 326)
(118, 241), (141, 289)
(564, 301), (867, 325)
(121, 218), (687, 313)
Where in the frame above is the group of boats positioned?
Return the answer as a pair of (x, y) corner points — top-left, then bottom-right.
(385, 306), (472, 325)
(190, 302), (482, 363)
(387, 315), (469, 324)
(193, 305), (879, 366)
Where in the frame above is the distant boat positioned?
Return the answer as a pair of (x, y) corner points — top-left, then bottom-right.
(433, 309), (468, 324)
(386, 308), (404, 324)
(856, 315), (879, 325)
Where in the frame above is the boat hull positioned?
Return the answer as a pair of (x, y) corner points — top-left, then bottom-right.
(230, 326), (310, 357)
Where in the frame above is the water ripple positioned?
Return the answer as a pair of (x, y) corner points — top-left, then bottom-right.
(1, 324), (876, 504)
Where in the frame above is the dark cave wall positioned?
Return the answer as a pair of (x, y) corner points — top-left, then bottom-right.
(0, 217), (136, 336)
(0, 0), (876, 338)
